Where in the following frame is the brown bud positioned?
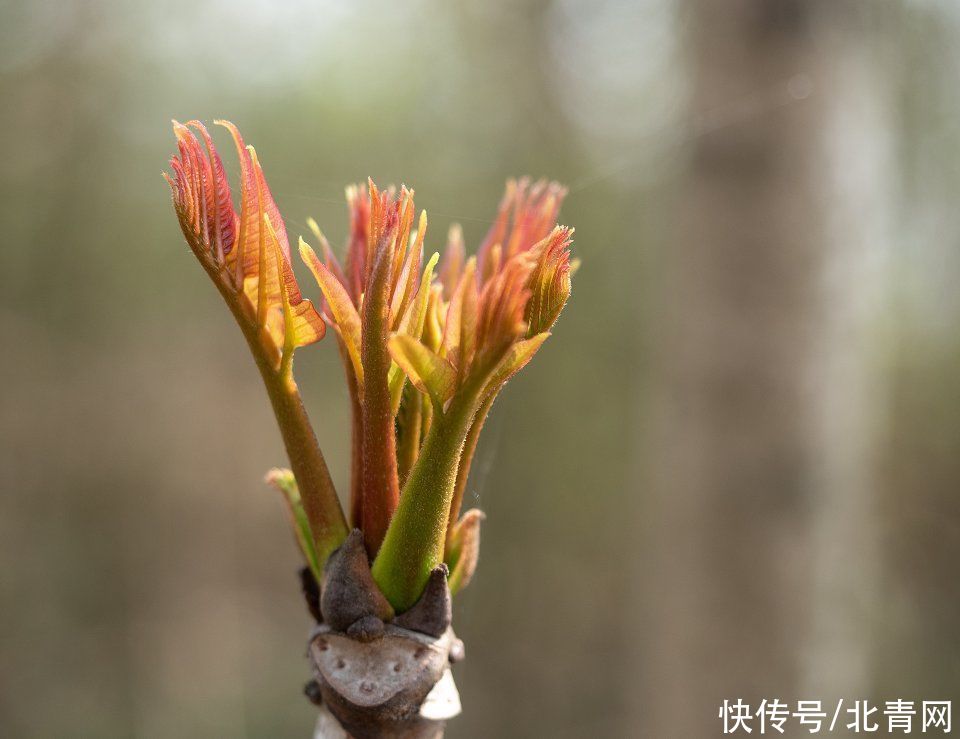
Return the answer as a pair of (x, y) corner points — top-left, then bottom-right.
(393, 565), (452, 638)
(321, 530), (394, 632)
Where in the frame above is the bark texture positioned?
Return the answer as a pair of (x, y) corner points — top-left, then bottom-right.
(310, 627), (461, 738)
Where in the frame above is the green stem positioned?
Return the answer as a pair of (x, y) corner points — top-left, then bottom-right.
(396, 382), (423, 487)
(209, 264), (348, 571)
(371, 394), (479, 611)
(446, 395), (493, 546)
(267, 469), (322, 582)
(261, 368), (349, 570)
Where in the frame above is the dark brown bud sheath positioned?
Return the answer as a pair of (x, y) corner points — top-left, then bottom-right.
(393, 565), (452, 638)
(320, 530), (394, 632)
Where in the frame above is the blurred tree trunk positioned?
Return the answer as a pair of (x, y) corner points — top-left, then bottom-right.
(880, 0), (960, 702)
(635, 1), (891, 735)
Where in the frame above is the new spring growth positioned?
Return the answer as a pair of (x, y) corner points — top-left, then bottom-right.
(166, 121), (575, 612)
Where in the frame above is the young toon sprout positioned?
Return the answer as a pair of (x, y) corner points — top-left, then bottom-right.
(166, 120), (574, 737)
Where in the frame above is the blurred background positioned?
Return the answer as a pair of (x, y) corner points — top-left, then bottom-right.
(1, 0), (958, 736)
